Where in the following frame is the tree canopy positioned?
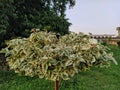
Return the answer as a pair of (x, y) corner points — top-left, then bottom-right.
(0, 0), (76, 48)
(1, 31), (117, 81)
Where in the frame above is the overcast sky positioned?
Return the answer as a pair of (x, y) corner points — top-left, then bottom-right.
(66, 0), (120, 35)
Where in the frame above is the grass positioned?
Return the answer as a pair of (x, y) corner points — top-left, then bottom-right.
(0, 45), (120, 90)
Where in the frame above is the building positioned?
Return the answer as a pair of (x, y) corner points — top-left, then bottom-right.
(91, 32), (120, 45)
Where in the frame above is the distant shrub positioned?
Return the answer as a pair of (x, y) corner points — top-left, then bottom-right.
(117, 41), (120, 48)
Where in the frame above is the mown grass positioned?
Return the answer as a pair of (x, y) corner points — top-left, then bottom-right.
(0, 45), (120, 90)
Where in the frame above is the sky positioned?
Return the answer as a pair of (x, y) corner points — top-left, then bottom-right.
(66, 0), (120, 35)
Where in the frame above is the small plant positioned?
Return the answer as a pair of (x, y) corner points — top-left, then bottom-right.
(0, 31), (117, 90)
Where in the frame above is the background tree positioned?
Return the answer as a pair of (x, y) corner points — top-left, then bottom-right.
(0, 0), (76, 49)
(116, 27), (120, 37)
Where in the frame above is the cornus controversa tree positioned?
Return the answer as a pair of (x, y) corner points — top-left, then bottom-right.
(0, 0), (75, 48)
(1, 31), (117, 90)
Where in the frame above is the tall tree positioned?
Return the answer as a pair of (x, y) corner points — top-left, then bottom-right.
(0, 0), (76, 48)
(51, 0), (75, 17)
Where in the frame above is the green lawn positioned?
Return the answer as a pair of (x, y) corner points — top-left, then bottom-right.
(0, 45), (120, 90)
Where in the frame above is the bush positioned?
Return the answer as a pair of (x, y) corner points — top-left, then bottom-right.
(0, 31), (117, 81)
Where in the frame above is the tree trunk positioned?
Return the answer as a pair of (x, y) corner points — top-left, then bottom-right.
(54, 80), (59, 90)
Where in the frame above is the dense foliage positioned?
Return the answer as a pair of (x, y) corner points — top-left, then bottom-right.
(0, 31), (117, 81)
(0, 0), (75, 48)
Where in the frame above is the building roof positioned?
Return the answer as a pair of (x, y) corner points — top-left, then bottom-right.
(91, 34), (120, 41)
(91, 34), (115, 38)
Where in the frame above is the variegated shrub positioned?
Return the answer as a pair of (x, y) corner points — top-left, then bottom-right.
(0, 31), (117, 81)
